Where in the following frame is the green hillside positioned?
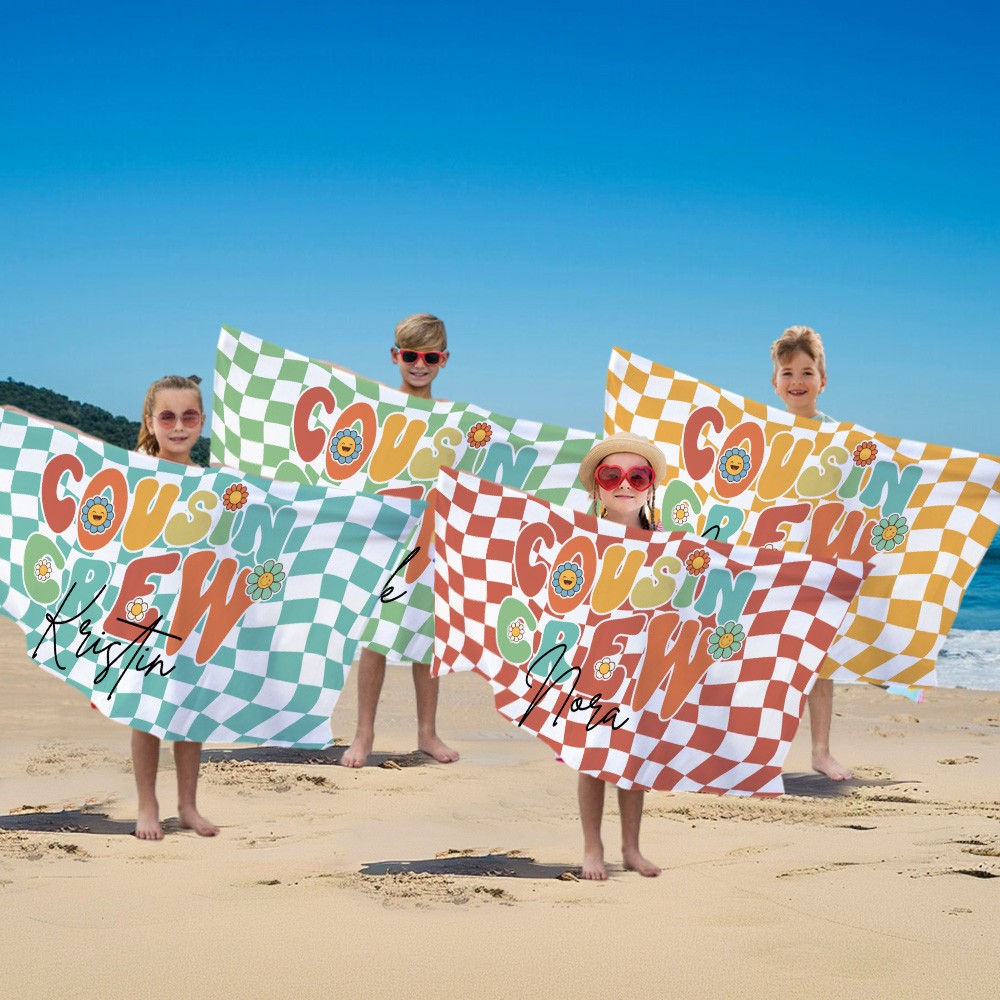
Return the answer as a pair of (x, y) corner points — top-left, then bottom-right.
(0, 378), (210, 466)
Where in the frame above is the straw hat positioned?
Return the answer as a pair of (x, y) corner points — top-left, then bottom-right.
(578, 432), (667, 489)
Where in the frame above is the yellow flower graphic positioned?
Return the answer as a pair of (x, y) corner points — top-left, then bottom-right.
(467, 422), (493, 448)
(594, 658), (617, 682)
(672, 502), (690, 525)
(507, 619), (527, 643)
(125, 598), (150, 623)
(34, 557), (54, 582)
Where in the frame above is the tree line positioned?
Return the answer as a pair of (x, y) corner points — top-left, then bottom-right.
(0, 378), (210, 466)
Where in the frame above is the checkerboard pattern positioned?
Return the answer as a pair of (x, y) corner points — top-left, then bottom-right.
(433, 468), (869, 795)
(0, 408), (424, 747)
(605, 347), (1000, 687)
(212, 326), (600, 662)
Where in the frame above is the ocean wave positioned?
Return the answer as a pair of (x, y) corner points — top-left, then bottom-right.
(936, 629), (1000, 691)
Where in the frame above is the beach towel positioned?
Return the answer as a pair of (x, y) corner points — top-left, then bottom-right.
(0, 408), (424, 746)
(604, 347), (1000, 687)
(212, 326), (599, 662)
(432, 468), (870, 794)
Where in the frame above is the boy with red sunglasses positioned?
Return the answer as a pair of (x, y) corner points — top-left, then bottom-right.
(389, 313), (449, 397)
(340, 314), (458, 767)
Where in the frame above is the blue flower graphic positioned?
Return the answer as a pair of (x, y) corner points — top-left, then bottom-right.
(871, 513), (909, 552)
(80, 495), (115, 535)
(330, 428), (364, 465)
(552, 561), (584, 598)
(719, 447), (751, 484)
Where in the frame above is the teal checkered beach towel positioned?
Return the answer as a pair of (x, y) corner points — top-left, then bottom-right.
(0, 408), (425, 746)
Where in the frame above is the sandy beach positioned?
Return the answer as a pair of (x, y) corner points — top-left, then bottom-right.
(2, 616), (998, 1000)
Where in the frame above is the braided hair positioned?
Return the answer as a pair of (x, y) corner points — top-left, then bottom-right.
(590, 484), (659, 530)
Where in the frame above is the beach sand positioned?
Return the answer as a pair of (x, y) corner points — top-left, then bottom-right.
(2, 616), (998, 1000)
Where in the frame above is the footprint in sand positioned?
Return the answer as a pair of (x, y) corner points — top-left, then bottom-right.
(852, 765), (894, 780)
(727, 845), (772, 857)
(26, 744), (121, 776)
(938, 755), (979, 765)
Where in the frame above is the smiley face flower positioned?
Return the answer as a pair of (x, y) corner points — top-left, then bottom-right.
(467, 422), (493, 448)
(125, 598), (150, 623)
(719, 447), (751, 484)
(707, 621), (746, 660)
(552, 561), (584, 598)
(507, 618), (528, 643)
(246, 560), (287, 601)
(34, 557), (55, 583)
(594, 657), (618, 682)
(685, 548), (711, 576)
(222, 482), (250, 511)
(81, 495), (115, 534)
(852, 440), (878, 467)
(871, 513), (909, 552)
(672, 502), (691, 526)
(331, 428), (364, 465)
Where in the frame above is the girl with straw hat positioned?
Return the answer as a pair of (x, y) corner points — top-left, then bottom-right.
(575, 432), (666, 879)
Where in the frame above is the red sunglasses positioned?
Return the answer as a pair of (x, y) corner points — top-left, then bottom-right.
(154, 408), (202, 428)
(595, 464), (656, 491)
(392, 347), (446, 366)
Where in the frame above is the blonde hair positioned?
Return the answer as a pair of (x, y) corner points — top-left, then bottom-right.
(136, 375), (204, 456)
(770, 325), (827, 380)
(394, 313), (447, 351)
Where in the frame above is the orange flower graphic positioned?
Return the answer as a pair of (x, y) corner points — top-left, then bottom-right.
(467, 422), (493, 448)
(852, 440), (878, 467)
(222, 483), (250, 511)
(685, 548), (711, 576)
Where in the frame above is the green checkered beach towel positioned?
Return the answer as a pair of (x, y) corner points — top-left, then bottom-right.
(212, 326), (600, 662)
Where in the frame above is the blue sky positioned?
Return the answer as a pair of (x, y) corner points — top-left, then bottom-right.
(2, 1), (998, 453)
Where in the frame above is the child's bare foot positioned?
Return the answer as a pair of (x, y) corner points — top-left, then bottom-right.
(178, 804), (219, 836)
(813, 752), (853, 781)
(418, 734), (459, 763)
(340, 734), (373, 768)
(135, 802), (163, 841)
(623, 847), (661, 877)
(581, 847), (608, 880)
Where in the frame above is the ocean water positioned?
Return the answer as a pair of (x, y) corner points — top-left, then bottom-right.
(937, 533), (1000, 690)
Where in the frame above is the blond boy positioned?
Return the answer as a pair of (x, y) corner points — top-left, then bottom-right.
(771, 325), (850, 781)
(340, 314), (459, 767)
